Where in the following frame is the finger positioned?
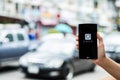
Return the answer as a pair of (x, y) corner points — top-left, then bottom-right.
(76, 46), (79, 50)
(76, 36), (79, 41)
(76, 41), (79, 46)
(97, 32), (103, 45)
(76, 35), (79, 41)
(76, 41), (79, 49)
(76, 44), (79, 49)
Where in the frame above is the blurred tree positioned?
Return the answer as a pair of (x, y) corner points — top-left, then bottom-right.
(48, 28), (59, 34)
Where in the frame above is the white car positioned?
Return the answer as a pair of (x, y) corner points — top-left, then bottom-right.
(0, 29), (30, 67)
(104, 32), (120, 62)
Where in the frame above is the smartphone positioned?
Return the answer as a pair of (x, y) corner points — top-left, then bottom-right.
(78, 23), (97, 59)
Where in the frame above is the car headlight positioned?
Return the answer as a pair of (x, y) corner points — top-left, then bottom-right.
(115, 46), (120, 53)
(19, 57), (28, 66)
(46, 59), (64, 68)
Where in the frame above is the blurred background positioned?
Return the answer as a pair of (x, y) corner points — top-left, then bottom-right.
(0, 0), (120, 80)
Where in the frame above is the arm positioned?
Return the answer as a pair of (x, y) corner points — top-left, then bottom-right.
(94, 33), (120, 80)
(98, 57), (120, 80)
(76, 32), (120, 80)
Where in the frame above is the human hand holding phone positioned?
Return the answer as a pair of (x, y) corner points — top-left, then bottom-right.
(91, 32), (106, 64)
(76, 32), (120, 80)
(76, 32), (106, 64)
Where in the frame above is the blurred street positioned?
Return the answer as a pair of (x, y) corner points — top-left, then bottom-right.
(0, 65), (110, 80)
(73, 66), (109, 80)
(0, 0), (120, 80)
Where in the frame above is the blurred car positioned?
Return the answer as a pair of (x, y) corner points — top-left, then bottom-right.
(19, 38), (95, 80)
(104, 32), (120, 62)
(0, 29), (39, 67)
(0, 29), (30, 67)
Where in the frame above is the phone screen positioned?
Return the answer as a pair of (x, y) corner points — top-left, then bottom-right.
(79, 24), (97, 59)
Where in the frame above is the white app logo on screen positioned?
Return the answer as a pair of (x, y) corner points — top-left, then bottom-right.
(85, 33), (91, 40)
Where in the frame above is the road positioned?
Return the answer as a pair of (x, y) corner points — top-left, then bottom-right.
(0, 65), (111, 80)
(73, 66), (110, 80)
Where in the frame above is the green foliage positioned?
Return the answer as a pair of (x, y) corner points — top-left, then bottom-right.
(48, 28), (60, 34)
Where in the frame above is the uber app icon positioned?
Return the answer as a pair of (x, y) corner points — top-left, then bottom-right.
(85, 33), (91, 40)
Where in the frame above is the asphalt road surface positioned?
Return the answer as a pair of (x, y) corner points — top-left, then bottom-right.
(0, 65), (110, 80)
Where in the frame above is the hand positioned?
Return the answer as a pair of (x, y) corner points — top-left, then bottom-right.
(92, 32), (106, 64)
(76, 32), (106, 65)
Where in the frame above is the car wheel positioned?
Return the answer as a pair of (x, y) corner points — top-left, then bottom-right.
(0, 62), (1, 69)
(89, 64), (95, 72)
(25, 73), (33, 78)
(64, 64), (74, 80)
(25, 73), (30, 78)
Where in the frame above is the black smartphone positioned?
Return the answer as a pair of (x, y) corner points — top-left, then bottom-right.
(78, 23), (97, 59)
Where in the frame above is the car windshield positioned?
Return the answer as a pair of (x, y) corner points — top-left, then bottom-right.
(37, 40), (75, 55)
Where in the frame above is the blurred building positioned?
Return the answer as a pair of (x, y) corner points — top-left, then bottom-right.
(115, 0), (120, 30)
(0, 0), (118, 34)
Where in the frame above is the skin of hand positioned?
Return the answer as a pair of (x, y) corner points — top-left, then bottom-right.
(92, 32), (106, 64)
(76, 32), (120, 80)
(76, 32), (106, 65)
